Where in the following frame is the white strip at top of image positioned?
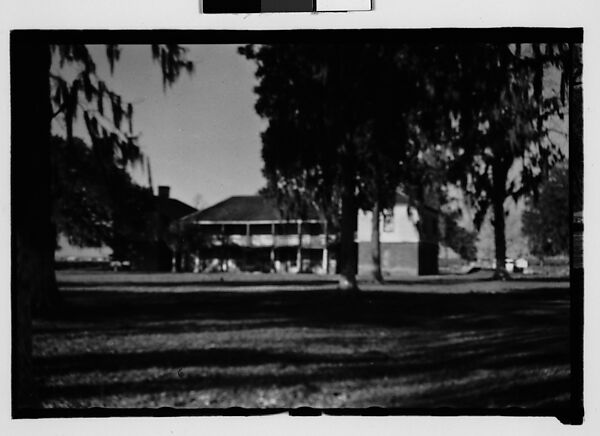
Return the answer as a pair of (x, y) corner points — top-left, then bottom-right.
(316, 0), (372, 12)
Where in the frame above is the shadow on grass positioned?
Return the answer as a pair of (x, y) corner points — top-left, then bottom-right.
(36, 346), (570, 407)
(32, 283), (571, 408)
(36, 333), (567, 374)
(39, 286), (570, 329)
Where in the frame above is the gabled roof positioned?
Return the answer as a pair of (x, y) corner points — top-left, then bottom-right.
(157, 197), (197, 221)
(396, 192), (409, 204)
(182, 192), (434, 225)
(182, 195), (321, 223)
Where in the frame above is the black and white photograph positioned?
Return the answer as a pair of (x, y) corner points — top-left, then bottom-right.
(9, 29), (583, 423)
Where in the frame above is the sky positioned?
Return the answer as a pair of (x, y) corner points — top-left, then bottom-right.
(59, 45), (267, 209)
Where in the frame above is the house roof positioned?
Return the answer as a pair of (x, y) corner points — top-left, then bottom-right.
(157, 197), (197, 221)
(395, 192), (409, 204)
(182, 192), (433, 225)
(182, 195), (322, 223)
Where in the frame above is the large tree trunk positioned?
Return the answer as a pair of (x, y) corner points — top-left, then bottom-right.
(371, 201), (383, 283)
(338, 147), (358, 291)
(339, 188), (358, 291)
(491, 161), (509, 280)
(492, 199), (508, 279)
(329, 47), (358, 291)
(12, 39), (58, 411)
(569, 41), (584, 424)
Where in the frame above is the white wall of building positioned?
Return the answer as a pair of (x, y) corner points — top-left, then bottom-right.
(357, 204), (420, 243)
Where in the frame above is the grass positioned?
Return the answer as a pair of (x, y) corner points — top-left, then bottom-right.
(32, 271), (572, 410)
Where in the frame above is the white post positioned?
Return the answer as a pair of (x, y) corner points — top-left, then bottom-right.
(322, 220), (329, 274)
(246, 222), (251, 271)
(221, 223), (226, 272)
(193, 254), (200, 273)
(270, 222), (275, 270)
(297, 220), (302, 273)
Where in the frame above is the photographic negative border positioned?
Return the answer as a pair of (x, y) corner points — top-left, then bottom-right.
(10, 27), (583, 424)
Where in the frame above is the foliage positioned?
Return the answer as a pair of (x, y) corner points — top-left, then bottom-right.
(50, 44), (194, 174)
(52, 135), (156, 258)
(52, 135), (112, 248)
(12, 40), (195, 411)
(411, 43), (570, 274)
(240, 44), (418, 216)
(475, 201), (531, 261)
(108, 178), (157, 261)
(421, 44), (568, 220)
(165, 218), (213, 255)
(240, 44), (425, 286)
(522, 165), (569, 257)
(49, 44), (194, 259)
(240, 43), (572, 279)
(439, 210), (478, 262)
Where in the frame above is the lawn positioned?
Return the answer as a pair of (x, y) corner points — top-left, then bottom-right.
(32, 271), (572, 410)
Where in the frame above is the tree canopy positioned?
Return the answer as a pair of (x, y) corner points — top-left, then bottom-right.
(412, 43), (570, 276)
(52, 134), (161, 263)
(522, 164), (569, 257)
(240, 43), (422, 288)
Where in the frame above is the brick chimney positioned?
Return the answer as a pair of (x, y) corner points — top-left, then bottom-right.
(158, 185), (170, 199)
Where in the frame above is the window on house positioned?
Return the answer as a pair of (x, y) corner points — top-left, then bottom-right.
(383, 214), (395, 233)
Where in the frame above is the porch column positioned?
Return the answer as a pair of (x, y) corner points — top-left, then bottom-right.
(297, 220), (302, 273)
(246, 222), (250, 270)
(322, 220), (329, 274)
(270, 222), (275, 271)
(194, 251), (200, 273)
(171, 252), (177, 273)
(221, 223), (226, 272)
(179, 250), (185, 272)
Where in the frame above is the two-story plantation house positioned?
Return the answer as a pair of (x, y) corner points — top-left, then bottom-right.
(178, 192), (439, 276)
(178, 195), (332, 273)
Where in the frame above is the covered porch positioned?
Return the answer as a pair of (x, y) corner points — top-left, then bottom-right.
(176, 219), (335, 274)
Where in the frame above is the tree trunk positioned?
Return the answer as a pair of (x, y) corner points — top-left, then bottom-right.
(338, 163), (359, 291)
(491, 161), (510, 280)
(339, 191), (358, 291)
(492, 199), (509, 279)
(12, 39), (58, 411)
(569, 42), (584, 422)
(371, 201), (383, 283)
(570, 43), (583, 216)
(32, 222), (60, 313)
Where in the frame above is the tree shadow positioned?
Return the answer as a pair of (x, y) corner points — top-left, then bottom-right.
(34, 333), (570, 407)
(32, 282), (571, 408)
(39, 289), (570, 327)
(35, 330), (568, 375)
